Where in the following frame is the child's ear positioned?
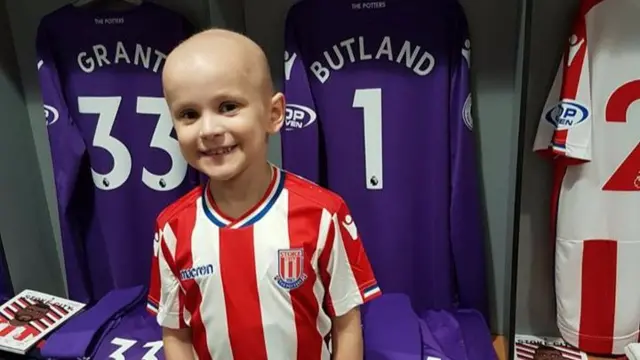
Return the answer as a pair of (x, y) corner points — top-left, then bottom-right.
(268, 92), (285, 134)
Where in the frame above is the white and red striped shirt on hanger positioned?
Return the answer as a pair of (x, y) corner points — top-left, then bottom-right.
(147, 165), (381, 359)
(533, 0), (640, 355)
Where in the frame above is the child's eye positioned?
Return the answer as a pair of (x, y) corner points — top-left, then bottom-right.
(219, 102), (238, 114)
(178, 109), (199, 120)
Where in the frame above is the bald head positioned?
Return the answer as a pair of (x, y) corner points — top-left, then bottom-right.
(163, 29), (274, 100)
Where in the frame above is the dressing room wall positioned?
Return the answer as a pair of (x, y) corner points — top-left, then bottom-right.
(514, 0), (580, 336)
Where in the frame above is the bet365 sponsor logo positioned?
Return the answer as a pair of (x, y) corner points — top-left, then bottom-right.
(285, 103), (317, 131)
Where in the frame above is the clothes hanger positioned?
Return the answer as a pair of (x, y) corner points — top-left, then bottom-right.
(72, 0), (142, 8)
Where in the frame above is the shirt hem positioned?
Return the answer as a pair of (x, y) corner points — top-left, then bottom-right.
(558, 321), (639, 355)
(157, 310), (185, 329)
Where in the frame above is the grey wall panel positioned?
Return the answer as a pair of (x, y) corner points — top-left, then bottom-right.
(243, 0), (523, 335)
(205, 0), (245, 33)
(0, 0), (65, 296)
(457, 0), (521, 335)
(514, 0), (580, 335)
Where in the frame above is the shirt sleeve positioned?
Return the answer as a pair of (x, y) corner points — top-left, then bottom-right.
(533, 4), (592, 163)
(319, 201), (381, 317)
(447, 6), (489, 321)
(280, 6), (321, 184)
(147, 222), (186, 329)
(36, 20), (90, 302)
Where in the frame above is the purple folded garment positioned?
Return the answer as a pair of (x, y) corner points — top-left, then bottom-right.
(452, 309), (497, 360)
(363, 294), (423, 360)
(41, 285), (144, 358)
(421, 309), (467, 360)
(418, 316), (453, 360)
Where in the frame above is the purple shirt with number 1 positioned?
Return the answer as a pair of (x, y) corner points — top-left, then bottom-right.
(281, 0), (488, 320)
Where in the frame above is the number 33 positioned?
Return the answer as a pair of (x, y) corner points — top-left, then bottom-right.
(109, 338), (163, 360)
(78, 96), (188, 192)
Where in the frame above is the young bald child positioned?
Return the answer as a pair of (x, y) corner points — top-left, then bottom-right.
(146, 28), (382, 360)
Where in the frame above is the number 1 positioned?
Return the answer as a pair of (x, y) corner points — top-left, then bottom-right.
(352, 88), (383, 190)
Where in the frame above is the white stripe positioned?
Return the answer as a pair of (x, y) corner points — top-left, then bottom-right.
(555, 239), (582, 348)
(612, 241), (640, 353)
(253, 190), (297, 359)
(364, 286), (381, 299)
(146, 304), (158, 314)
(233, 166), (281, 228)
(157, 225), (181, 329)
(1, 309), (12, 319)
(51, 306), (65, 317)
(32, 322), (44, 332)
(193, 201), (232, 358)
(312, 209), (334, 360)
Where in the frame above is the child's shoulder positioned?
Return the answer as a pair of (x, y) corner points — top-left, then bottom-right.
(283, 171), (346, 214)
(156, 185), (202, 226)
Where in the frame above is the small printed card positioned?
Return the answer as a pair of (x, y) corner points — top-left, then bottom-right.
(0, 289), (85, 354)
(514, 334), (587, 360)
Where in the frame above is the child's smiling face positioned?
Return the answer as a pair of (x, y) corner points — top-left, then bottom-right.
(162, 29), (284, 182)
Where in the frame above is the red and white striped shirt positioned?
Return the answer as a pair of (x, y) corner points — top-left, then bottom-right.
(533, 0), (640, 354)
(147, 166), (381, 359)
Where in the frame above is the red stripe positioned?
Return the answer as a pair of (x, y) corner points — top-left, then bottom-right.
(336, 206), (378, 299)
(220, 227), (268, 360)
(35, 319), (47, 329)
(287, 195), (324, 360)
(561, 36), (585, 101)
(579, 239), (617, 353)
(552, 129), (568, 148)
(148, 224), (163, 307)
(171, 206), (212, 360)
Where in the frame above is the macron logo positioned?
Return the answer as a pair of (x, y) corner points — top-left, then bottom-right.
(180, 264), (215, 281)
(284, 50), (297, 81)
(567, 34), (585, 67)
(341, 214), (358, 240)
(152, 231), (161, 258)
